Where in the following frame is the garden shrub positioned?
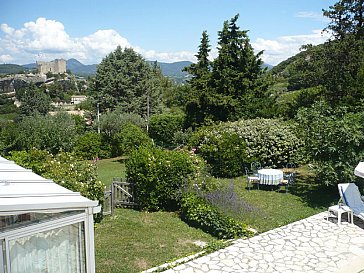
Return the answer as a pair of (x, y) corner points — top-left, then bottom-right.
(173, 127), (193, 147)
(0, 121), (19, 156)
(149, 113), (185, 147)
(190, 129), (248, 177)
(190, 118), (302, 177)
(113, 123), (153, 156)
(74, 132), (102, 160)
(9, 149), (52, 174)
(16, 112), (77, 154)
(296, 101), (364, 185)
(180, 192), (253, 239)
(126, 146), (202, 211)
(10, 149), (105, 204)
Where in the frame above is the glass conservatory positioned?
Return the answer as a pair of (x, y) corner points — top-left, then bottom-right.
(0, 156), (100, 273)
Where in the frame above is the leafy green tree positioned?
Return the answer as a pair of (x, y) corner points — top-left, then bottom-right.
(91, 46), (165, 117)
(19, 83), (51, 116)
(74, 132), (102, 160)
(285, 0), (364, 109)
(0, 121), (18, 155)
(163, 84), (192, 109)
(16, 112), (77, 154)
(296, 101), (364, 185)
(148, 113), (185, 148)
(113, 123), (153, 155)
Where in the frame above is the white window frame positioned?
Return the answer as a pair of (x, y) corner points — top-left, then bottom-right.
(0, 211), (88, 273)
(0, 239), (4, 273)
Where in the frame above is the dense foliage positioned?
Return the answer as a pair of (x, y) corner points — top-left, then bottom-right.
(184, 15), (269, 127)
(190, 119), (302, 177)
(19, 83), (51, 117)
(126, 147), (202, 211)
(16, 112), (77, 154)
(296, 101), (364, 185)
(114, 123), (153, 155)
(74, 132), (102, 160)
(180, 192), (253, 239)
(91, 47), (170, 117)
(148, 113), (185, 148)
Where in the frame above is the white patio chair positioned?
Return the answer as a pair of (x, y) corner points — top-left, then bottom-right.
(338, 183), (364, 221)
(245, 166), (260, 191)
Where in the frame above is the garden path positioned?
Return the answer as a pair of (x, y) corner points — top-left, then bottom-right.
(163, 212), (364, 273)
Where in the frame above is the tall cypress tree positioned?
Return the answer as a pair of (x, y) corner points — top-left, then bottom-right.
(184, 31), (212, 127)
(184, 15), (269, 127)
(211, 14), (267, 121)
(184, 30), (211, 89)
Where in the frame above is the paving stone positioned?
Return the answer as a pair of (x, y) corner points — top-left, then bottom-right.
(162, 212), (364, 273)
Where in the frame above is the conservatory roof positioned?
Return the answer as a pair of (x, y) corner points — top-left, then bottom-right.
(0, 156), (98, 214)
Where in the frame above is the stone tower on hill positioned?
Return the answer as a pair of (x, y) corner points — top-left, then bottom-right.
(37, 59), (66, 75)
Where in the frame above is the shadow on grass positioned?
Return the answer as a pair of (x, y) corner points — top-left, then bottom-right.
(243, 172), (339, 209)
(288, 173), (338, 209)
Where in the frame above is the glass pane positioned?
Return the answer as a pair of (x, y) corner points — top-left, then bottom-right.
(0, 210), (83, 232)
(9, 223), (85, 273)
(0, 239), (5, 273)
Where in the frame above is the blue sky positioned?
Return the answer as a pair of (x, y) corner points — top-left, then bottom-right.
(0, 0), (335, 65)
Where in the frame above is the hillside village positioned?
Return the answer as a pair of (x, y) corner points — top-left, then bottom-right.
(0, 59), (91, 114)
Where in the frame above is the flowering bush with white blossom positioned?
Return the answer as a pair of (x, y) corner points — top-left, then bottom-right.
(190, 118), (303, 177)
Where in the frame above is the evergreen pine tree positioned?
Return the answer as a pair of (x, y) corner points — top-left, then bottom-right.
(184, 31), (212, 127)
(211, 14), (267, 121)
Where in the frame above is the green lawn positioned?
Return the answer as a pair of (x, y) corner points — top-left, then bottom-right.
(96, 157), (127, 188)
(224, 172), (338, 232)
(95, 158), (339, 272)
(95, 209), (215, 273)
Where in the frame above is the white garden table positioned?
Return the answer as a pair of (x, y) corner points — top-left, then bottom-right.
(258, 169), (284, 186)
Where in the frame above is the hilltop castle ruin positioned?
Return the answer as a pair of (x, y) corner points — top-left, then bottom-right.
(37, 59), (66, 75)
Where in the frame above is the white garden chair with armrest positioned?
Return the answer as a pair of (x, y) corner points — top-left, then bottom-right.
(337, 183), (364, 222)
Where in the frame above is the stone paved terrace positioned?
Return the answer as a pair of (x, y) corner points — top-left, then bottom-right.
(163, 212), (364, 273)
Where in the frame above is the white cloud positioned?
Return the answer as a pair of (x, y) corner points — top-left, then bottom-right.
(0, 24), (14, 35)
(0, 54), (13, 63)
(138, 48), (196, 63)
(0, 17), (197, 64)
(252, 30), (330, 65)
(296, 11), (322, 20)
(0, 18), (132, 64)
(0, 17), (330, 66)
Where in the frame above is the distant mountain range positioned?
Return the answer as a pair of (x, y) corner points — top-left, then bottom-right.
(0, 59), (273, 83)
